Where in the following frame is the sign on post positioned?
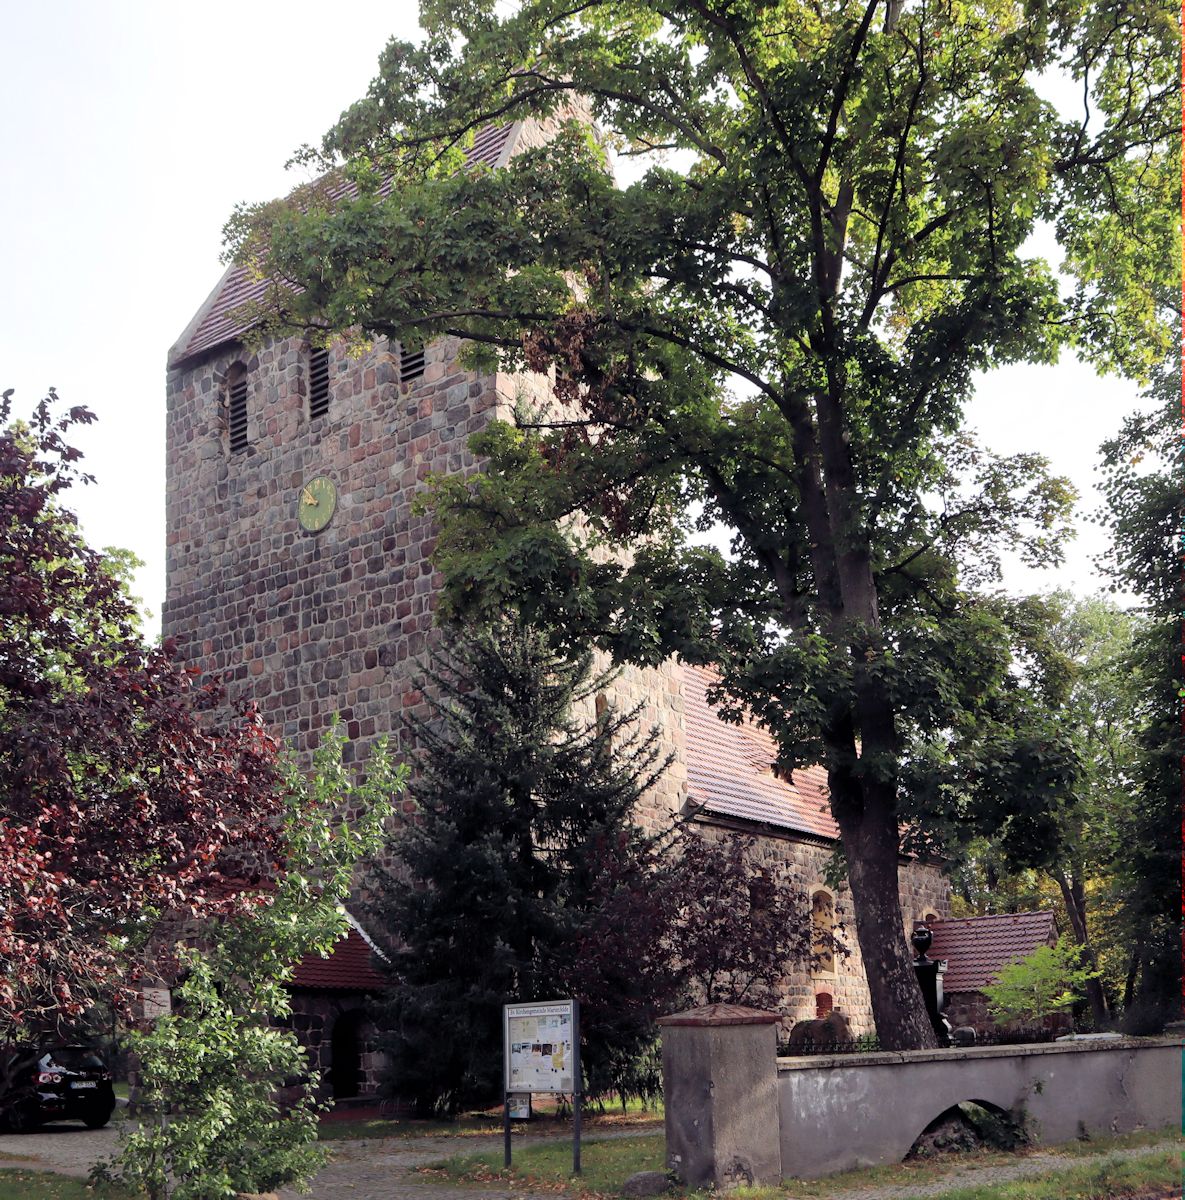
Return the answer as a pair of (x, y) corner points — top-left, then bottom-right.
(502, 999), (581, 1174)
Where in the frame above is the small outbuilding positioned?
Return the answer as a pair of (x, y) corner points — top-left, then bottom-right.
(924, 910), (1065, 1036)
(287, 913), (390, 1102)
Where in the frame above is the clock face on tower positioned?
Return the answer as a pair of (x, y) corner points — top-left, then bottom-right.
(298, 475), (337, 533)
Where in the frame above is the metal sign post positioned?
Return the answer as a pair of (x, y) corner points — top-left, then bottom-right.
(502, 998), (581, 1174)
(571, 998), (582, 1176)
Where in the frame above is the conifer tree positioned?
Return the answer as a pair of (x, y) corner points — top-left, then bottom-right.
(367, 621), (669, 1114)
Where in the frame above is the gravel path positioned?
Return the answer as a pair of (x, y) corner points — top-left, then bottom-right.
(0, 1119), (1178, 1200)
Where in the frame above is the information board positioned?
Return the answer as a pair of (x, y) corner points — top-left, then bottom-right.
(503, 1000), (576, 1094)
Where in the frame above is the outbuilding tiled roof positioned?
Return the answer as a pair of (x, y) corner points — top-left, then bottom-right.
(926, 910), (1058, 992)
(171, 123), (517, 367)
(682, 664), (838, 842)
(289, 917), (390, 992)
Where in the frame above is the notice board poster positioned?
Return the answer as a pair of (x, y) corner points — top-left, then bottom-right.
(503, 1000), (577, 1094)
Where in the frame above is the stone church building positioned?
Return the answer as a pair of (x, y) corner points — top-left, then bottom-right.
(163, 116), (952, 1101)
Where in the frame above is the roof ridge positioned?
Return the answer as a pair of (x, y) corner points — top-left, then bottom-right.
(169, 122), (520, 368)
(931, 910), (1055, 925)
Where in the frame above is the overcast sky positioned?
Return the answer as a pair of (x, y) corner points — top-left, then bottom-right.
(1, 2), (1143, 636)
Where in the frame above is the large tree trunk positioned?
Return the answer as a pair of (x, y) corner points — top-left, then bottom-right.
(828, 750), (940, 1050)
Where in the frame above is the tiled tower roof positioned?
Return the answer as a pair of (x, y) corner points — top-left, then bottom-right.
(170, 123), (517, 367)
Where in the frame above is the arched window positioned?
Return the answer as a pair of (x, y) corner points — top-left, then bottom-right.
(226, 363), (249, 454)
(308, 345), (331, 419)
(815, 991), (834, 1018)
(811, 888), (836, 975)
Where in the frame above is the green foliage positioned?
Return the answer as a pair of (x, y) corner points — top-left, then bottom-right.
(228, 0), (1177, 1049)
(946, 592), (1144, 1024)
(982, 939), (1100, 1027)
(1095, 356), (1183, 1025)
(94, 726), (406, 1200)
(368, 621), (670, 1114)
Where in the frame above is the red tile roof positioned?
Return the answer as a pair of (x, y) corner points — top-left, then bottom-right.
(926, 911), (1058, 992)
(172, 123), (517, 366)
(289, 922), (390, 992)
(682, 664), (838, 841)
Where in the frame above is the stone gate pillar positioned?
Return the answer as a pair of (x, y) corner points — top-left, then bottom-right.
(658, 1004), (782, 1188)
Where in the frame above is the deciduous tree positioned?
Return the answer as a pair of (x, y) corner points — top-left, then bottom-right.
(94, 726), (404, 1200)
(0, 390), (287, 1104)
(231, 0), (1177, 1047)
(1095, 355), (1183, 1028)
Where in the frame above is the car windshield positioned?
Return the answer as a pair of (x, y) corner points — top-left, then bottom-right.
(40, 1047), (105, 1072)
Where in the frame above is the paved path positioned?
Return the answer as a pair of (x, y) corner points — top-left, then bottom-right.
(0, 1119), (1178, 1200)
(0, 1120), (120, 1176)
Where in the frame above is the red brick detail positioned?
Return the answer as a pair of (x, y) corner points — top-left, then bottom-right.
(682, 664), (838, 841)
(926, 910), (1058, 992)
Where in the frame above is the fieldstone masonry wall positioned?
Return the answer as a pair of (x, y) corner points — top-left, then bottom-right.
(692, 822), (949, 1035)
(281, 992), (383, 1101)
(164, 333), (495, 764)
(661, 1009), (1181, 1186)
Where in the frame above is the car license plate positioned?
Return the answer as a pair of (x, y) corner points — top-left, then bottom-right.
(70, 1081), (97, 1089)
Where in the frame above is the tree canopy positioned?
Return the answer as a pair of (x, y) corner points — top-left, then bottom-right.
(0, 391), (287, 1052)
(231, 0), (1178, 1047)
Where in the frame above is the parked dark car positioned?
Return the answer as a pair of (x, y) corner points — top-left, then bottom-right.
(2, 1044), (116, 1131)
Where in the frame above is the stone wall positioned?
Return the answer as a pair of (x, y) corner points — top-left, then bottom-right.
(164, 333), (496, 766)
(775, 1037), (1181, 1179)
(691, 820), (950, 1037)
(283, 990), (384, 1101)
(660, 1007), (1181, 1186)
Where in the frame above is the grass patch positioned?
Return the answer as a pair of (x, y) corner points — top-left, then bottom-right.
(423, 1132), (665, 1194)
(318, 1106), (662, 1142)
(317, 1113), (505, 1141)
(891, 1148), (1183, 1199)
(0, 1170), (136, 1199)
(682, 1131), (1181, 1200)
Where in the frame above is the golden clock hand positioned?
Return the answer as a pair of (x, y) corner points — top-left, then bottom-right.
(301, 488), (316, 506)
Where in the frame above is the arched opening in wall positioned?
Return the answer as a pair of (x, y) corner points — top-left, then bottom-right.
(906, 1100), (1026, 1160)
(329, 1010), (366, 1100)
(810, 889), (835, 975)
(923, 911), (939, 924)
(226, 362), (249, 454)
(814, 991), (833, 1019)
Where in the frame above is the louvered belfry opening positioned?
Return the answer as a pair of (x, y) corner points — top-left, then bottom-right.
(399, 342), (425, 384)
(228, 370), (249, 454)
(308, 346), (331, 419)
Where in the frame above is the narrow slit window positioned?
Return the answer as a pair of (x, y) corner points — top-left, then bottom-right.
(811, 889), (836, 975)
(308, 346), (331, 419)
(228, 373), (249, 454)
(399, 343), (425, 384)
